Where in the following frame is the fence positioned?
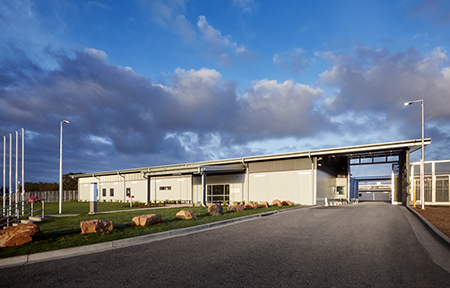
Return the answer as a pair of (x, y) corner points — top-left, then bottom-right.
(0, 191), (78, 203)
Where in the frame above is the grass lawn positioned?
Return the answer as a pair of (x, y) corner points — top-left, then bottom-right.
(24, 200), (149, 215)
(0, 203), (298, 259)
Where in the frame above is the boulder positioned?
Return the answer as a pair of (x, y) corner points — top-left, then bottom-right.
(176, 210), (197, 220)
(227, 203), (244, 212)
(131, 214), (163, 227)
(80, 220), (114, 234)
(259, 201), (269, 208)
(272, 199), (282, 206)
(281, 200), (295, 206)
(244, 203), (258, 209)
(208, 204), (224, 216)
(0, 224), (41, 247)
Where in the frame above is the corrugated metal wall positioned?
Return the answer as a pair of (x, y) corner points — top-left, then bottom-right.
(249, 158), (311, 173)
(150, 175), (192, 202)
(79, 179), (148, 203)
(249, 170), (313, 204)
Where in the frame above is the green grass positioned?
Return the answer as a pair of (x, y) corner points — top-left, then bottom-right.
(26, 201), (145, 215)
(0, 204), (299, 259)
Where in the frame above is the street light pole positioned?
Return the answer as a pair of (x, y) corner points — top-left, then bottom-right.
(404, 99), (425, 209)
(59, 120), (70, 214)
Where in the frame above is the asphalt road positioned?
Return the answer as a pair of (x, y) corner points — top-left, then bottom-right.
(2, 203), (450, 287)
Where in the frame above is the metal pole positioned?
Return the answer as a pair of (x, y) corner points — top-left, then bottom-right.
(59, 122), (63, 214)
(59, 120), (69, 214)
(9, 134), (11, 216)
(3, 136), (5, 216)
(15, 131), (18, 217)
(421, 101), (425, 209)
(22, 128), (24, 214)
(404, 99), (425, 209)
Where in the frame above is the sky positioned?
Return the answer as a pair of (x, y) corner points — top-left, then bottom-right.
(1, 0), (450, 183)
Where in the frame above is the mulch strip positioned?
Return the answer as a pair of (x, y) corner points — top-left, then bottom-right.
(413, 206), (450, 239)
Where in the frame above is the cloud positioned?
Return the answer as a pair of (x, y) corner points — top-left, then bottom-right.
(232, 0), (257, 14)
(148, 0), (196, 42)
(273, 48), (313, 74)
(317, 46), (450, 120)
(315, 46), (450, 154)
(0, 46), (327, 180)
(145, 2), (251, 64)
(3, 43), (450, 181)
(197, 15), (251, 62)
(0, 0), (68, 70)
(412, 0), (450, 24)
(241, 79), (326, 138)
(83, 48), (108, 61)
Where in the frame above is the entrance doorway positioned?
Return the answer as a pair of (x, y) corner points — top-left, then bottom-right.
(207, 184), (230, 203)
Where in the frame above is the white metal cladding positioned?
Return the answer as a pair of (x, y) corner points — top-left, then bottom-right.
(79, 179), (148, 203)
(192, 176), (201, 204)
(249, 170), (313, 204)
(79, 183), (90, 201)
(316, 170), (336, 205)
(151, 175), (192, 202)
(248, 158), (311, 173)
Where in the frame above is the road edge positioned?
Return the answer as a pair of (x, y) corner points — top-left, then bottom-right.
(406, 205), (450, 249)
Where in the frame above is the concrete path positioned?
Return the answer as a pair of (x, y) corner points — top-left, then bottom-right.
(2, 203), (449, 287)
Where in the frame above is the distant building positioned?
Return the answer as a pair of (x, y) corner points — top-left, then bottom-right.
(358, 181), (392, 202)
(73, 139), (430, 206)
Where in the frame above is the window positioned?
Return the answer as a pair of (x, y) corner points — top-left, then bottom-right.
(110, 188), (114, 197)
(159, 186), (172, 190)
(336, 186), (345, 195)
(207, 184), (230, 203)
(102, 189), (106, 197)
(126, 188), (131, 197)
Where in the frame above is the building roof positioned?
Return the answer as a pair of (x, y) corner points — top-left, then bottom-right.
(73, 138), (430, 178)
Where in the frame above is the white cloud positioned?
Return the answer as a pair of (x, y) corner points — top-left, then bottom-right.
(83, 48), (108, 62)
(318, 46), (450, 120)
(197, 15), (251, 62)
(232, 0), (256, 14)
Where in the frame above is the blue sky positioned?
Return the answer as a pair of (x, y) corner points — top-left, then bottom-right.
(1, 0), (450, 183)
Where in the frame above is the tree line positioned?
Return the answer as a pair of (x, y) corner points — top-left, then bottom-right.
(1, 172), (82, 193)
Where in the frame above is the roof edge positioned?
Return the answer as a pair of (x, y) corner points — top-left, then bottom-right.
(73, 138), (430, 178)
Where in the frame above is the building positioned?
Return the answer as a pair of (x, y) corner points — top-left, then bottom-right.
(410, 160), (450, 206)
(73, 139), (430, 206)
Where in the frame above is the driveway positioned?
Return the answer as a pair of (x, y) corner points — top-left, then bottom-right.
(2, 203), (450, 287)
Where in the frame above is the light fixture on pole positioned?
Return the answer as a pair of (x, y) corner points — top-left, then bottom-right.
(59, 120), (70, 214)
(404, 99), (424, 209)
